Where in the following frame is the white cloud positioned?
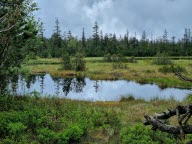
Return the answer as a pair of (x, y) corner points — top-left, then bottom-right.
(34, 0), (192, 39)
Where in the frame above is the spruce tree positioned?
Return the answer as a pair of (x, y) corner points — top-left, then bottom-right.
(93, 21), (99, 47)
(81, 28), (86, 49)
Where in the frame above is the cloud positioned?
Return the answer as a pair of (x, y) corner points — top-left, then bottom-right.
(34, 0), (192, 39)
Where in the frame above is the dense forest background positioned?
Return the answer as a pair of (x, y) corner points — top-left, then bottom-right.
(31, 19), (192, 58)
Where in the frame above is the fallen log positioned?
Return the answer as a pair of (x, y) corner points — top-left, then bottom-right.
(144, 115), (192, 134)
(144, 104), (192, 138)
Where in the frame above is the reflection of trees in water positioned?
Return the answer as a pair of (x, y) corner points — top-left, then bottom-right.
(52, 77), (61, 96)
(39, 75), (45, 94)
(24, 75), (36, 89)
(22, 74), (46, 94)
(60, 77), (86, 96)
(74, 78), (86, 93)
(0, 74), (93, 97)
(93, 80), (99, 93)
(62, 78), (73, 96)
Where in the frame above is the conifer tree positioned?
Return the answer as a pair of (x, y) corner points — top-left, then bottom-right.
(93, 21), (99, 47)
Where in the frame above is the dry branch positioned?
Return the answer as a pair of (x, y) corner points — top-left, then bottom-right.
(144, 105), (192, 136)
(144, 115), (192, 134)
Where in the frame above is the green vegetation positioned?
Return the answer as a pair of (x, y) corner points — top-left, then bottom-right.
(1, 95), (192, 143)
(121, 124), (177, 144)
(71, 52), (86, 71)
(152, 53), (172, 65)
(61, 52), (86, 71)
(1, 1), (192, 143)
(0, 0), (39, 75)
(158, 65), (186, 74)
(22, 57), (192, 88)
(32, 19), (192, 58)
(61, 52), (72, 70)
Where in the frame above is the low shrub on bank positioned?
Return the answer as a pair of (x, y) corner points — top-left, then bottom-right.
(153, 53), (172, 65)
(103, 53), (128, 63)
(0, 95), (120, 143)
(121, 124), (177, 144)
(158, 66), (186, 74)
(2, 95), (191, 143)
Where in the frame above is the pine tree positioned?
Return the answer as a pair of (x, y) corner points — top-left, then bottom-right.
(93, 21), (99, 47)
(53, 18), (62, 48)
(82, 28), (86, 48)
(141, 31), (146, 42)
(50, 18), (62, 57)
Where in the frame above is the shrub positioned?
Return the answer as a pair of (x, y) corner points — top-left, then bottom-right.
(8, 122), (27, 141)
(24, 53), (37, 64)
(58, 123), (85, 143)
(120, 96), (135, 102)
(72, 52), (86, 71)
(61, 52), (72, 70)
(153, 52), (172, 65)
(128, 56), (137, 63)
(103, 53), (128, 63)
(103, 53), (112, 62)
(61, 52), (86, 71)
(120, 123), (177, 144)
(112, 62), (128, 69)
(37, 127), (57, 144)
(158, 66), (186, 74)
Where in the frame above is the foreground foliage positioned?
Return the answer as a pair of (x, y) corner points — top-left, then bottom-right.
(0, 0), (39, 74)
(2, 95), (192, 143)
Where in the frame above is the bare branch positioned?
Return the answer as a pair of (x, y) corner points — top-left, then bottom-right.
(144, 104), (192, 138)
(144, 115), (192, 134)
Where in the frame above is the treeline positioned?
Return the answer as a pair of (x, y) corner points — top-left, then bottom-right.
(31, 18), (192, 58)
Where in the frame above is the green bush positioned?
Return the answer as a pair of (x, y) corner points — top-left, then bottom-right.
(103, 53), (128, 63)
(61, 52), (86, 71)
(103, 53), (112, 62)
(158, 66), (186, 74)
(153, 53), (172, 65)
(7, 122), (27, 141)
(61, 52), (72, 70)
(112, 62), (128, 69)
(72, 52), (86, 71)
(37, 127), (57, 144)
(24, 52), (37, 64)
(58, 123), (85, 144)
(128, 56), (137, 63)
(120, 123), (177, 144)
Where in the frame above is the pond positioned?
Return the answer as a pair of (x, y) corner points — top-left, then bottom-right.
(8, 74), (192, 102)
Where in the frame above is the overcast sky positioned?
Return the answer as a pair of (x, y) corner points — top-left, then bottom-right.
(33, 0), (192, 39)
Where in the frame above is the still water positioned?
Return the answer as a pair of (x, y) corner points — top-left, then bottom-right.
(9, 74), (192, 102)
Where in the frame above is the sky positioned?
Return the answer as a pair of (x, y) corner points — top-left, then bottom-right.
(33, 0), (192, 40)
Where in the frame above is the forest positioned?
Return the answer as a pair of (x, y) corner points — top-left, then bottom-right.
(29, 18), (192, 58)
(1, 0), (192, 143)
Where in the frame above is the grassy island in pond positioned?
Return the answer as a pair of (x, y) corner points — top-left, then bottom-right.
(21, 57), (192, 89)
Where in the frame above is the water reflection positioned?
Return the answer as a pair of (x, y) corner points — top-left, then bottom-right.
(52, 77), (86, 96)
(6, 74), (192, 102)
